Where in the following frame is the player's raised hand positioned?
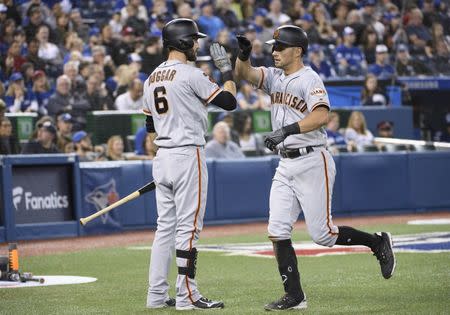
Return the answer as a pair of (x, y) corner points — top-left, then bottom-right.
(264, 128), (287, 151)
(236, 35), (252, 61)
(210, 43), (232, 73)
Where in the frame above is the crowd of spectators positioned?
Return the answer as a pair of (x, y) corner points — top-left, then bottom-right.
(0, 0), (449, 158)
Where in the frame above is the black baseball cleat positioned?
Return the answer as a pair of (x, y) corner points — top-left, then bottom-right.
(373, 232), (396, 279)
(176, 297), (224, 310)
(165, 297), (176, 307)
(264, 294), (307, 311)
(147, 297), (176, 309)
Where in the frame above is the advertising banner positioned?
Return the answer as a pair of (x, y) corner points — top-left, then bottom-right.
(12, 166), (74, 224)
(80, 165), (122, 233)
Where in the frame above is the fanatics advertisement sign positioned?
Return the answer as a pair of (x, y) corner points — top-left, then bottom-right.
(12, 166), (74, 224)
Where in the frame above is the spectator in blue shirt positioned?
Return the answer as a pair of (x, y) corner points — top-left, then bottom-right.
(368, 44), (395, 79)
(309, 44), (335, 78)
(197, 2), (225, 41)
(405, 8), (432, 56)
(334, 26), (366, 76)
(326, 112), (346, 146)
(4, 72), (39, 113)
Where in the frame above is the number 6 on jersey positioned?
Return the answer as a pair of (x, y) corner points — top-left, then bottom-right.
(154, 86), (169, 114)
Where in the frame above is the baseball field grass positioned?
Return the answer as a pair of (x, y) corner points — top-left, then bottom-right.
(1, 222), (449, 315)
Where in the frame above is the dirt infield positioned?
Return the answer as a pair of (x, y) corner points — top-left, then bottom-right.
(2, 211), (449, 257)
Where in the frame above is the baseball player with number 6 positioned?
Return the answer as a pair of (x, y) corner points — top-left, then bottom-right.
(235, 25), (396, 311)
(143, 18), (237, 310)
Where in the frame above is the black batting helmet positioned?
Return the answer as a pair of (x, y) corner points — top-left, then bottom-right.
(265, 25), (309, 55)
(162, 18), (207, 51)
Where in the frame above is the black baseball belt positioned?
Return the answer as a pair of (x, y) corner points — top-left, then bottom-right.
(279, 146), (318, 159)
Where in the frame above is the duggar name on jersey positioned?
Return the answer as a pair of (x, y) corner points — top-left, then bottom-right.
(149, 69), (177, 83)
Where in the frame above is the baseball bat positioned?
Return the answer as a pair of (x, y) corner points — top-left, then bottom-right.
(79, 181), (156, 226)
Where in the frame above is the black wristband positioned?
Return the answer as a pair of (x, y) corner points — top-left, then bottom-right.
(222, 70), (233, 82)
(238, 50), (251, 61)
(282, 122), (301, 136)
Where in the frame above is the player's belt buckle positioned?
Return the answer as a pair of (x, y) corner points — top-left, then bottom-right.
(280, 146), (314, 159)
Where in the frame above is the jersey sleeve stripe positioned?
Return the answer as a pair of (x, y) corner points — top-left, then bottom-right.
(143, 108), (152, 116)
(310, 102), (330, 111)
(205, 87), (222, 103)
(257, 68), (265, 89)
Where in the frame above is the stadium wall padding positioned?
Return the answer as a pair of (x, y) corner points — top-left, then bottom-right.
(0, 152), (449, 241)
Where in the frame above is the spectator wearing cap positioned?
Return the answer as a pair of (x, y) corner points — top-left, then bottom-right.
(297, 13), (320, 45)
(21, 121), (60, 154)
(308, 44), (335, 78)
(70, 9), (89, 42)
(56, 113), (73, 152)
(197, 1), (226, 40)
(115, 78), (143, 111)
(267, 0), (291, 27)
(405, 8), (432, 57)
(32, 70), (52, 113)
(252, 7), (269, 34)
(334, 26), (366, 76)
(395, 44), (433, 76)
(72, 130), (102, 161)
(377, 121), (394, 138)
(0, 117), (20, 155)
(368, 44), (395, 78)
(215, 0), (239, 32)
(140, 37), (164, 75)
(36, 24), (62, 66)
(4, 72), (39, 113)
(0, 4), (8, 25)
(359, 0), (377, 25)
(361, 73), (389, 106)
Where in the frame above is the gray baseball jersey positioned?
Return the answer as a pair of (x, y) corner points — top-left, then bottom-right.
(144, 60), (221, 308)
(257, 65), (339, 246)
(258, 66), (329, 150)
(143, 60), (222, 147)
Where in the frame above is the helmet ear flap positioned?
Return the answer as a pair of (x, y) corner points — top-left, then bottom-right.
(179, 38), (194, 51)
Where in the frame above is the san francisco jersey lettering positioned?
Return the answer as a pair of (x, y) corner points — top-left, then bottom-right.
(259, 66), (330, 149)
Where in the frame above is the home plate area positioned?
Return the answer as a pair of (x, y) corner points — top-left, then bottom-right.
(0, 276), (97, 289)
(128, 232), (450, 257)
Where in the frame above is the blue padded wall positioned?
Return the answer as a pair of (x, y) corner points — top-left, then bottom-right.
(409, 152), (450, 209)
(340, 153), (411, 212)
(214, 157), (273, 220)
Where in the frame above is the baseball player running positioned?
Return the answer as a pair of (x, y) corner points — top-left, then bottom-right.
(143, 18), (237, 310)
(235, 26), (396, 311)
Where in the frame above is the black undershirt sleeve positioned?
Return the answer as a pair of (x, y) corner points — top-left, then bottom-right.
(209, 90), (237, 111)
(146, 115), (155, 133)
